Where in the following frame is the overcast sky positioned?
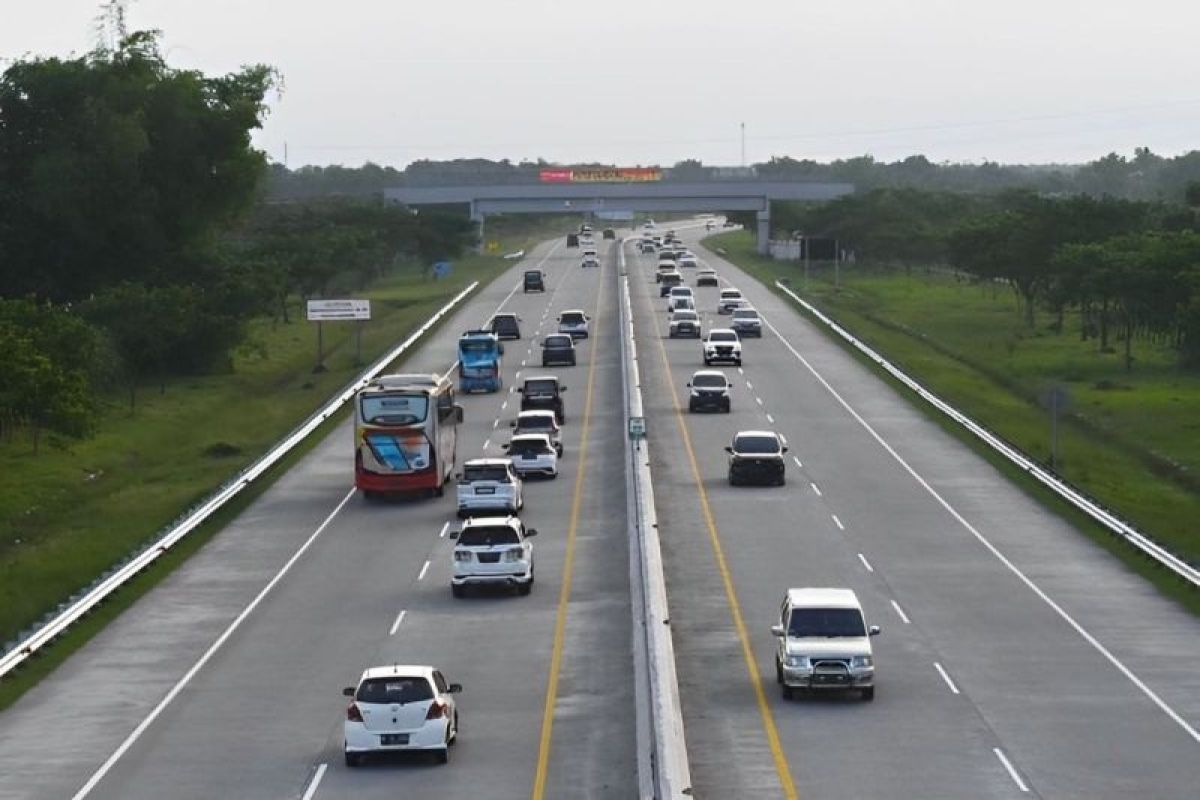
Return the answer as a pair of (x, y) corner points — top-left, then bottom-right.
(3, 1), (1198, 168)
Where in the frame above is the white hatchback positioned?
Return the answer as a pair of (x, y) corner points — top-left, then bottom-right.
(343, 665), (461, 766)
(502, 433), (559, 478)
(456, 458), (523, 518)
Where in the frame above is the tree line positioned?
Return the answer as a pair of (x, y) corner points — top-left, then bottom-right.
(0, 29), (474, 451)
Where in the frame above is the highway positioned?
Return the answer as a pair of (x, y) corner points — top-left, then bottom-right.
(630, 226), (1200, 799)
(1, 221), (1199, 800)
(0, 237), (637, 800)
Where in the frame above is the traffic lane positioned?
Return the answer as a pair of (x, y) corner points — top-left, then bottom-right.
(629, 254), (1015, 799)
(687, 237), (1200, 793)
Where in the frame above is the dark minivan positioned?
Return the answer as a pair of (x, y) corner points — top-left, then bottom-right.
(541, 334), (577, 367)
(518, 376), (567, 423)
(491, 313), (521, 340)
(523, 270), (545, 293)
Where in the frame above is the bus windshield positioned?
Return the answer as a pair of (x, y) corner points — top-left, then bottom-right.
(360, 394), (429, 425)
(460, 340), (495, 354)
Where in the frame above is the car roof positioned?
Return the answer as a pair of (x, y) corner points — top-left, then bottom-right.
(518, 409), (557, 420)
(511, 433), (553, 443)
(560, 308), (586, 314)
(462, 514), (520, 528)
(464, 457), (513, 467)
(524, 374), (559, 383)
(707, 328), (737, 335)
(720, 288), (741, 295)
(361, 664), (436, 681)
(494, 312), (518, 320)
(735, 429), (780, 438)
(544, 333), (573, 342)
(784, 587), (862, 609)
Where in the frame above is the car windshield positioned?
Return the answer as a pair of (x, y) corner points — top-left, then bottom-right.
(561, 313), (585, 324)
(458, 525), (521, 547)
(693, 374), (726, 388)
(462, 464), (510, 483)
(709, 331), (738, 342)
(787, 608), (867, 638)
(360, 394), (428, 425)
(734, 435), (780, 454)
(509, 438), (551, 456)
(356, 677), (434, 705)
(525, 379), (557, 395)
(544, 336), (572, 348)
(460, 340), (495, 353)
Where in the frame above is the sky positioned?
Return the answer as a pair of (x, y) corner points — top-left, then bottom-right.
(2, 0), (1198, 169)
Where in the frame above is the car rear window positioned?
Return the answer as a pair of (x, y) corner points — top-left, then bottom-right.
(525, 379), (557, 394)
(733, 435), (780, 454)
(561, 312), (585, 324)
(693, 374), (727, 388)
(519, 415), (554, 431)
(544, 336), (572, 347)
(509, 438), (551, 456)
(787, 608), (866, 638)
(734, 309), (759, 319)
(356, 677), (434, 704)
(462, 464), (510, 482)
(458, 525), (521, 546)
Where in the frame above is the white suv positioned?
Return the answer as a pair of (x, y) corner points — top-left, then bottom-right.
(343, 665), (461, 765)
(502, 433), (559, 478)
(702, 328), (742, 366)
(450, 515), (537, 596)
(772, 588), (880, 701)
(456, 458), (523, 518)
(718, 288), (744, 314)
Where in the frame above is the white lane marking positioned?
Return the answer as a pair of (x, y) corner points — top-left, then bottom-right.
(994, 748), (1030, 793)
(492, 419), (499, 430)
(417, 560), (431, 581)
(388, 609), (407, 636)
(501, 400), (508, 410)
(509, 386), (515, 394)
(300, 763), (327, 800)
(737, 367), (744, 375)
(857, 553), (874, 573)
(792, 456), (803, 468)
(521, 359), (527, 367)
(810, 482), (822, 497)
(438, 522), (450, 539)
(890, 599), (911, 624)
(934, 662), (960, 694)
(746, 380), (754, 390)
(766, 413), (775, 424)
(515, 371), (522, 380)
(760, 311), (1200, 743)
(70, 488), (357, 800)
(483, 438), (491, 450)
(755, 397), (763, 406)
(831, 514), (844, 531)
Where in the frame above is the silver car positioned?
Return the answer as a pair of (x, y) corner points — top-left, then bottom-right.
(772, 587), (879, 701)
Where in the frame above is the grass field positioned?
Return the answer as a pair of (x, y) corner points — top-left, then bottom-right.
(0, 221), (564, 655)
(705, 231), (1199, 609)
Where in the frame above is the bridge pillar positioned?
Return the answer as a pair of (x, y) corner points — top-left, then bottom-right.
(470, 202), (485, 254)
(756, 208), (770, 255)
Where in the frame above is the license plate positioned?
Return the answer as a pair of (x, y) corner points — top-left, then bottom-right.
(380, 733), (409, 746)
(476, 486), (495, 494)
(521, 454), (535, 460)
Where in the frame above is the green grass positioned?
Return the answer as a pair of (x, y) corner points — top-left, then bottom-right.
(0, 221), (560, 659)
(705, 231), (1199, 612)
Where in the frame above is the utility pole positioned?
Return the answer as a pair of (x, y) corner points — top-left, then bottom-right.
(740, 122), (746, 167)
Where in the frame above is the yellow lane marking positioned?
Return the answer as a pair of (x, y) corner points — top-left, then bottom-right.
(644, 266), (800, 799)
(530, 254), (606, 799)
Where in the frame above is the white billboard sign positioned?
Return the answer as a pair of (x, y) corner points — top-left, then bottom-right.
(307, 299), (371, 321)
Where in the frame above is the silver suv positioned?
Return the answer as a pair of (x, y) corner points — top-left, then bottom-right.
(772, 588), (880, 701)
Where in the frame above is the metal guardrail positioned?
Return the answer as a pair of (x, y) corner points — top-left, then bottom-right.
(772, 280), (1200, 588)
(618, 240), (693, 798)
(0, 282), (481, 681)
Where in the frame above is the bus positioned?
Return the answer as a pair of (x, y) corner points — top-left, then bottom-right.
(457, 330), (503, 393)
(354, 373), (462, 498)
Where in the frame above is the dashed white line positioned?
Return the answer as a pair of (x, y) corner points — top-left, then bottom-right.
(766, 413), (775, 424)
(300, 763), (327, 800)
(934, 662), (960, 694)
(501, 400), (508, 410)
(492, 419), (499, 430)
(857, 552), (874, 572)
(438, 522), (450, 539)
(483, 438), (491, 450)
(890, 599), (911, 624)
(792, 456), (803, 468)
(831, 514), (844, 530)
(810, 482), (822, 497)
(417, 560), (431, 581)
(509, 386), (515, 394)
(737, 367), (744, 375)
(755, 397), (763, 406)
(994, 748), (1030, 793)
(388, 609), (407, 636)
(746, 380), (754, 390)
(521, 359), (527, 367)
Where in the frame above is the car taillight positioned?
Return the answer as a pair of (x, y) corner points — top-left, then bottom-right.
(346, 703), (363, 722)
(426, 701), (447, 720)
(454, 551), (472, 562)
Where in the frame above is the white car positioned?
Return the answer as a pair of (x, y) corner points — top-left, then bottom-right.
(512, 410), (563, 456)
(502, 433), (559, 478)
(678, 253), (698, 269)
(456, 458), (523, 518)
(666, 285), (694, 311)
(669, 309), (701, 338)
(343, 665), (461, 765)
(450, 515), (537, 596)
(772, 587), (880, 701)
(696, 268), (719, 287)
(558, 309), (591, 338)
(731, 307), (763, 337)
(581, 256), (600, 269)
(703, 328), (742, 366)
(669, 296), (696, 314)
(718, 288), (744, 314)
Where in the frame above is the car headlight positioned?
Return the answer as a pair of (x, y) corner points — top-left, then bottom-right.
(785, 655), (809, 668)
(851, 655), (873, 669)
(453, 551), (472, 563)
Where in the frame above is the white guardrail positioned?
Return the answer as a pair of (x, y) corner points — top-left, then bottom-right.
(0, 282), (481, 681)
(619, 241), (693, 798)
(773, 280), (1200, 588)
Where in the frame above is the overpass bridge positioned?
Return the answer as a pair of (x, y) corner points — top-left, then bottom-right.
(383, 180), (854, 253)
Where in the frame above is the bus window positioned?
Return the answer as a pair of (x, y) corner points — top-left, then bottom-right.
(361, 394), (428, 425)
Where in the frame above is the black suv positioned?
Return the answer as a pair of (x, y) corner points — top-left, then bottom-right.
(523, 270), (545, 293)
(602, 228), (616, 240)
(519, 376), (567, 423)
(726, 431), (788, 486)
(541, 334), (577, 367)
(491, 313), (521, 340)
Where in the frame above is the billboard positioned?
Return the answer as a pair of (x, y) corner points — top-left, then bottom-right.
(539, 167), (662, 183)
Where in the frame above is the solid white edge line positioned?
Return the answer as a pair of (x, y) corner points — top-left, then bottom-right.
(857, 553), (874, 573)
(438, 522), (451, 539)
(758, 302), (1200, 744)
(810, 482), (822, 497)
(831, 514), (844, 531)
(890, 599), (911, 624)
(934, 661), (960, 694)
(70, 488), (357, 800)
(994, 748), (1030, 793)
(417, 560), (431, 581)
(300, 762), (328, 800)
(388, 609), (407, 637)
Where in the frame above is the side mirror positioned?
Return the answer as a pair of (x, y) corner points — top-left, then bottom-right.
(448, 530), (460, 539)
(559, 386), (568, 392)
(869, 626), (881, 636)
(500, 444), (510, 450)
(448, 683), (463, 694)
(454, 473), (462, 480)
(516, 387), (523, 393)
(724, 446), (733, 454)
(509, 421), (517, 428)
(782, 446), (789, 453)
(685, 383), (691, 388)
(525, 528), (539, 537)
(343, 687), (356, 697)
(770, 624), (785, 637)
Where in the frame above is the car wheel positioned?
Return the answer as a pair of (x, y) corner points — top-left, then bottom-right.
(782, 685), (794, 701)
(518, 581), (532, 596)
(434, 747), (449, 765)
(728, 473), (738, 486)
(345, 751), (361, 768)
(449, 714), (459, 744)
(775, 659), (784, 684)
(862, 687), (875, 702)
(451, 584), (465, 598)
(777, 474), (786, 487)
(723, 403), (731, 413)
(362, 490), (378, 502)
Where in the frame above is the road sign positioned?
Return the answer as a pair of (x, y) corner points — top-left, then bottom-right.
(628, 417), (646, 439)
(306, 299), (371, 321)
(433, 261), (452, 278)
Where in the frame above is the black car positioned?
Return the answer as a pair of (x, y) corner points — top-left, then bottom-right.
(491, 313), (521, 339)
(523, 270), (545, 293)
(519, 376), (567, 423)
(566, 233), (579, 247)
(602, 228), (615, 239)
(726, 431), (788, 486)
(541, 334), (577, 367)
